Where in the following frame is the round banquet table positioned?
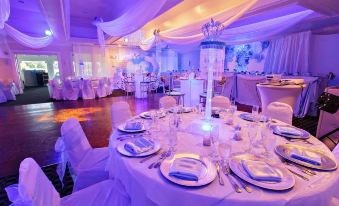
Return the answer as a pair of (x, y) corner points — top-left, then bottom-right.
(107, 111), (339, 206)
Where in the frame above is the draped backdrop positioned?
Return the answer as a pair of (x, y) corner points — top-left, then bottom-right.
(0, 0), (53, 48)
(264, 31), (311, 74)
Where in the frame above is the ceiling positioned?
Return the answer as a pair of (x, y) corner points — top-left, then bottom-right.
(5, 0), (339, 45)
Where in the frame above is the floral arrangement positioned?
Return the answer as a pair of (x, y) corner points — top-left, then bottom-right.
(225, 40), (270, 72)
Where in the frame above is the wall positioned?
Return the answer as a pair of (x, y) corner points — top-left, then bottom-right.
(310, 34), (339, 86)
(3, 36), (73, 85)
(179, 49), (200, 71)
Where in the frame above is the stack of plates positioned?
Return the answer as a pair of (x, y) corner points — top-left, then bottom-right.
(272, 125), (310, 139)
(275, 144), (337, 170)
(229, 154), (295, 190)
(160, 153), (217, 187)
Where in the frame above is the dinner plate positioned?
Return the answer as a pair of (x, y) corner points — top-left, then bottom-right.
(229, 154), (295, 190)
(117, 122), (146, 133)
(139, 111), (166, 119)
(238, 113), (268, 122)
(275, 144), (337, 170)
(116, 139), (161, 157)
(160, 153), (217, 187)
(272, 125), (310, 139)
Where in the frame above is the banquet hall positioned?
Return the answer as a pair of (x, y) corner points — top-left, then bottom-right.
(0, 0), (339, 205)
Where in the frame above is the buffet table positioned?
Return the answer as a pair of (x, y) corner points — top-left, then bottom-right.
(107, 111), (338, 206)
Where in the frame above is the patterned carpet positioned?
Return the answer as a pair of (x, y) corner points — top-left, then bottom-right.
(0, 114), (325, 205)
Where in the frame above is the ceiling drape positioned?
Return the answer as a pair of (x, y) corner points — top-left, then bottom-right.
(221, 10), (314, 45)
(95, 0), (169, 46)
(0, 0), (53, 48)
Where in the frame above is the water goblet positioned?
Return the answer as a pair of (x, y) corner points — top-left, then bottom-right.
(261, 125), (276, 158)
(247, 123), (258, 154)
(251, 105), (259, 123)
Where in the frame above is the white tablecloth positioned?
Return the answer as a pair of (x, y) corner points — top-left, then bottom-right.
(107, 112), (339, 206)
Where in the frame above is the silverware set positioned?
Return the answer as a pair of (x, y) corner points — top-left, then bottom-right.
(217, 160), (252, 193)
(148, 149), (172, 169)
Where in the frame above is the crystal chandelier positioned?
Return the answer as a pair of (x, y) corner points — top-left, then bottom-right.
(202, 18), (225, 40)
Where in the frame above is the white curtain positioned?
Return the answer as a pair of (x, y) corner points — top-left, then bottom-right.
(73, 44), (108, 78)
(95, 0), (168, 46)
(0, 0), (53, 48)
(264, 31), (311, 74)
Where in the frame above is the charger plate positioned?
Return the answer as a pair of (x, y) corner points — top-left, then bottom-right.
(229, 154), (295, 190)
(140, 111), (166, 119)
(275, 144), (337, 170)
(272, 125), (310, 139)
(118, 122), (146, 133)
(160, 153), (217, 187)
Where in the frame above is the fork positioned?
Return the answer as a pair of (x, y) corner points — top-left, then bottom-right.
(282, 161), (316, 176)
(222, 161), (242, 193)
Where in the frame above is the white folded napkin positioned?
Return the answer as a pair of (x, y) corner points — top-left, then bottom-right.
(290, 148), (322, 165)
(276, 126), (303, 136)
(169, 158), (202, 181)
(241, 160), (282, 182)
(124, 137), (154, 155)
(124, 121), (143, 130)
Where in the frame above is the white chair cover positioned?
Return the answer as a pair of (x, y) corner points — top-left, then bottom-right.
(55, 118), (109, 191)
(212, 95), (231, 109)
(110, 101), (132, 128)
(0, 81), (16, 101)
(257, 83), (304, 116)
(236, 74), (265, 106)
(105, 77), (113, 96)
(159, 96), (177, 109)
(0, 88), (7, 103)
(5, 158), (130, 206)
(50, 80), (63, 100)
(62, 80), (79, 100)
(96, 79), (108, 98)
(5, 158), (61, 206)
(267, 102), (293, 124)
(81, 80), (95, 99)
(9, 81), (19, 95)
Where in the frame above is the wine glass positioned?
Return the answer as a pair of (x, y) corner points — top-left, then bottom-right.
(261, 125), (276, 158)
(168, 114), (179, 149)
(218, 141), (232, 162)
(251, 105), (259, 123)
(247, 123), (258, 154)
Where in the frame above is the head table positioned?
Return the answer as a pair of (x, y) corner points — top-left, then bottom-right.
(107, 111), (338, 206)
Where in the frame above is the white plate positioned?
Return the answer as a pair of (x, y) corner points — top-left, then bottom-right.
(116, 139), (161, 157)
(229, 154), (295, 190)
(272, 125), (310, 139)
(160, 153), (217, 187)
(140, 111), (166, 119)
(275, 144), (337, 170)
(169, 107), (192, 113)
(117, 122), (146, 133)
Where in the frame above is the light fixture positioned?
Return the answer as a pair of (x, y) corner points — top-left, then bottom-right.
(45, 30), (52, 36)
(124, 38), (128, 43)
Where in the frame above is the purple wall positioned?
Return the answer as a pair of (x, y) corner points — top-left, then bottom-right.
(310, 34), (339, 86)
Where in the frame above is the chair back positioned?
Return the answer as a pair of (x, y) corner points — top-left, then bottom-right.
(159, 96), (177, 109)
(267, 102), (293, 124)
(110, 101), (132, 128)
(212, 96), (231, 109)
(60, 118), (92, 169)
(5, 158), (60, 206)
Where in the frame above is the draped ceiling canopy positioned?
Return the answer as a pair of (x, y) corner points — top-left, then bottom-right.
(1, 0), (339, 50)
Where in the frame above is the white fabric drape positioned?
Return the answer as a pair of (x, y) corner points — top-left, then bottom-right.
(0, 0), (10, 29)
(221, 10), (313, 45)
(73, 44), (108, 78)
(96, 0), (168, 46)
(0, 0), (53, 48)
(264, 31), (311, 74)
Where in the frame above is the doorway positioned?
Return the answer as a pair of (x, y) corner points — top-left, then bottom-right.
(15, 54), (59, 87)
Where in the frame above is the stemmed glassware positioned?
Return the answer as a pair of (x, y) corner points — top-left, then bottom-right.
(209, 124), (220, 161)
(261, 123), (276, 158)
(168, 113), (179, 151)
(251, 105), (259, 123)
(247, 123), (258, 154)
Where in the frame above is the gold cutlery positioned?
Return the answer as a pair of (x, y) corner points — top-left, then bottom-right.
(286, 168), (309, 181)
(139, 149), (163, 163)
(222, 162), (242, 193)
(216, 162), (224, 186)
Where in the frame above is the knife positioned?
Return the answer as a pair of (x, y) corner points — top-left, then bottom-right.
(216, 162), (224, 186)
